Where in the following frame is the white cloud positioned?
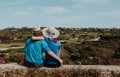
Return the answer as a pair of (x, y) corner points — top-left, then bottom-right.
(64, 16), (91, 20)
(72, 0), (110, 8)
(43, 6), (68, 14)
(15, 11), (32, 16)
(0, 1), (21, 6)
(80, 0), (109, 5)
(49, 16), (91, 24)
(73, 4), (85, 8)
(99, 11), (120, 19)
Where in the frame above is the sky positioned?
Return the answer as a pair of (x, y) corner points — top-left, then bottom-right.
(0, 0), (120, 29)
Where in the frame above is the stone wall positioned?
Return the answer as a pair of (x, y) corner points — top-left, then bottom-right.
(0, 63), (120, 77)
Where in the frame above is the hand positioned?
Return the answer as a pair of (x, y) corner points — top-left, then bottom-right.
(59, 59), (63, 67)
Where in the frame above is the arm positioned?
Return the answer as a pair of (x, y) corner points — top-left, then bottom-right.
(58, 49), (61, 55)
(42, 40), (63, 66)
(32, 36), (44, 40)
(48, 51), (63, 66)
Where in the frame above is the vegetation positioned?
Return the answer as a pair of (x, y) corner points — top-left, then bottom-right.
(0, 43), (24, 48)
(0, 27), (120, 65)
(0, 67), (120, 77)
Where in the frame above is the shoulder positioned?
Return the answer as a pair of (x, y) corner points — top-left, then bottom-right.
(41, 40), (49, 47)
(41, 40), (47, 44)
(26, 39), (31, 43)
(43, 36), (50, 42)
(54, 40), (61, 46)
(44, 36), (49, 40)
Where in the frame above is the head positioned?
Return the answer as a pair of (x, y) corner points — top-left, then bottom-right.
(33, 26), (42, 36)
(42, 26), (60, 40)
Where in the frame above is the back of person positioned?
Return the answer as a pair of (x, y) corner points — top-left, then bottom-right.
(42, 27), (61, 67)
(44, 36), (61, 66)
(24, 39), (43, 65)
(21, 26), (63, 68)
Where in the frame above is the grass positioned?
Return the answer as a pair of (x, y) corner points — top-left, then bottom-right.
(0, 43), (25, 48)
(0, 44), (11, 48)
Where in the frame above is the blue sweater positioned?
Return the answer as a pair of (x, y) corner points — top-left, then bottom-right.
(24, 39), (50, 65)
(44, 36), (61, 64)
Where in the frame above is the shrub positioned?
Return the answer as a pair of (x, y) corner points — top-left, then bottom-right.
(113, 48), (120, 59)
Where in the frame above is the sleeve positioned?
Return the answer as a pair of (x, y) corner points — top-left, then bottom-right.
(41, 40), (50, 53)
(43, 36), (49, 42)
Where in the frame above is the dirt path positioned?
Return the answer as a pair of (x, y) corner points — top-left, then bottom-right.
(0, 46), (24, 51)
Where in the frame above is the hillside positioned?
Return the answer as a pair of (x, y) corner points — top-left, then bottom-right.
(0, 27), (120, 65)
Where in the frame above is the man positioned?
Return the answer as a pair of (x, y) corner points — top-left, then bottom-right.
(21, 26), (63, 67)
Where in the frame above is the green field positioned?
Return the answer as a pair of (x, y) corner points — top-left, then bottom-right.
(0, 43), (25, 48)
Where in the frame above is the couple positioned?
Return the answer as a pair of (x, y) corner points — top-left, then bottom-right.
(21, 26), (63, 68)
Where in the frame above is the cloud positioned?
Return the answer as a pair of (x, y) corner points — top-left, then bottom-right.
(73, 4), (85, 8)
(43, 6), (68, 14)
(99, 11), (120, 19)
(80, 0), (109, 5)
(15, 11), (32, 16)
(0, 1), (21, 6)
(64, 16), (91, 21)
(72, 0), (110, 8)
(47, 15), (91, 24)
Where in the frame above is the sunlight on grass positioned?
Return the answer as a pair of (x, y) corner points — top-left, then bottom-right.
(0, 43), (25, 48)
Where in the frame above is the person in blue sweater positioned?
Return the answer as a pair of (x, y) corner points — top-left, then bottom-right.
(21, 26), (63, 68)
(32, 27), (61, 67)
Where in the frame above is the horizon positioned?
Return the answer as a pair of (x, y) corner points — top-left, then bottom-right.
(0, 0), (120, 29)
(1, 26), (120, 30)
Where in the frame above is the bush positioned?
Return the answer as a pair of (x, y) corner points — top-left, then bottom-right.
(27, 68), (101, 77)
(10, 45), (20, 47)
(113, 48), (120, 59)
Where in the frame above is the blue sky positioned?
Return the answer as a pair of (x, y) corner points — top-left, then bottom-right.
(0, 0), (120, 29)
